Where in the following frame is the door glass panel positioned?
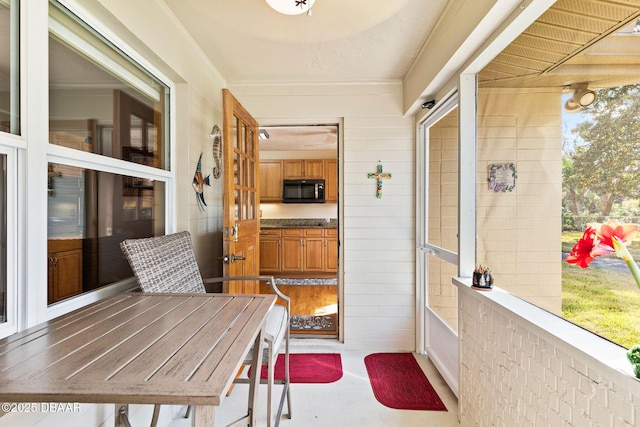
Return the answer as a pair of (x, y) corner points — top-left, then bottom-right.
(248, 130), (254, 156)
(234, 189), (240, 220)
(426, 106), (459, 331)
(428, 254), (458, 329)
(242, 190), (248, 220)
(428, 108), (459, 252)
(47, 162), (165, 304)
(234, 152), (240, 184)
(241, 123), (247, 153)
(242, 156), (248, 186)
(233, 116), (239, 149)
(249, 191), (256, 219)
(248, 160), (255, 188)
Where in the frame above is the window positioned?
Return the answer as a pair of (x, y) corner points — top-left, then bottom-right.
(49, 2), (169, 169)
(46, 1), (171, 305)
(0, 154), (6, 323)
(475, 12), (640, 348)
(0, 0), (19, 135)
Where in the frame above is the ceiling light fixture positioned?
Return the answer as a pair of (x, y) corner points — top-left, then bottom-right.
(563, 83), (597, 113)
(265, 0), (315, 16)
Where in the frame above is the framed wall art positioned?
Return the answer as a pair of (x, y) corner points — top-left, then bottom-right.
(488, 162), (516, 192)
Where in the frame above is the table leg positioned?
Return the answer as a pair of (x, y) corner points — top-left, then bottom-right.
(193, 405), (216, 427)
(248, 327), (266, 427)
(115, 404), (131, 427)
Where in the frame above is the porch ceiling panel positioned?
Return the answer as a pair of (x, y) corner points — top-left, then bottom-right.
(479, 0), (640, 89)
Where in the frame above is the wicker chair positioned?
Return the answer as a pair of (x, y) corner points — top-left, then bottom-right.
(120, 231), (291, 427)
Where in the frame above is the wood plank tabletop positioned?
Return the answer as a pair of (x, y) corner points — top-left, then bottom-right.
(0, 292), (276, 407)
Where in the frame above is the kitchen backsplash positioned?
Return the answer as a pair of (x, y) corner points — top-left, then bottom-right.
(260, 202), (337, 219)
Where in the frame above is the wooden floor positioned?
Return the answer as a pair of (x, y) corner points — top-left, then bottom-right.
(260, 276), (338, 336)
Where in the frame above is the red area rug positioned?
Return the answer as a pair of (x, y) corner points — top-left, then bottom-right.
(364, 352), (447, 411)
(251, 353), (343, 383)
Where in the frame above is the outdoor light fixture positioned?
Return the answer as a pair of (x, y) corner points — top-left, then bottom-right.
(563, 83), (597, 113)
(259, 129), (270, 140)
(265, 0), (315, 16)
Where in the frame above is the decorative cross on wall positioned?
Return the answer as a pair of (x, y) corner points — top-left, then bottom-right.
(368, 163), (392, 198)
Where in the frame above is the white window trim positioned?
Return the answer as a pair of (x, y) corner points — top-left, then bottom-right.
(0, 145), (18, 338)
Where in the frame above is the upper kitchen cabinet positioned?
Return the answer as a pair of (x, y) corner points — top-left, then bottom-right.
(325, 160), (337, 203)
(259, 160), (283, 202)
(283, 159), (324, 179)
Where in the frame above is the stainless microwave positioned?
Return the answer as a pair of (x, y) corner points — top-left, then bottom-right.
(282, 179), (325, 203)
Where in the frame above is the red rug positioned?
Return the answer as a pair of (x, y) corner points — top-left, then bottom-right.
(364, 352), (447, 411)
(251, 353), (343, 383)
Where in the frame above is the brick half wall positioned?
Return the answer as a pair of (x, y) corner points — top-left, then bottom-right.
(455, 278), (640, 426)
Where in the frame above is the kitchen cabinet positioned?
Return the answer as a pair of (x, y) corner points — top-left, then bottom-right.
(259, 160), (283, 202)
(325, 159), (337, 202)
(259, 228), (336, 274)
(301, 229), (325, 272)
(325, 228), (338, 272)
(47, 239), (83, 304)
(283, 160), (324, 179)
(259, 229), (281, 273)
(281, 229), (304, 272)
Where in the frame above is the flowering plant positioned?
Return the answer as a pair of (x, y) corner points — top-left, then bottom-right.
(565, 220), (640, 377)
(565, 221), (640, 287)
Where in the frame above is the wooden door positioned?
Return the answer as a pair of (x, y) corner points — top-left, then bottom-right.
(222, 89), (260, 294)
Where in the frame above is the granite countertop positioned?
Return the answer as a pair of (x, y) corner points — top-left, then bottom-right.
(261, 218), (337, 229)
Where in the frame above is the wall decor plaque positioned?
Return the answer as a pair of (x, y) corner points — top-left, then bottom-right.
(488, 163), (516, 192)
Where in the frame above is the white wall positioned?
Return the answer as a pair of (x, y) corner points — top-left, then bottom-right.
(230, 82), (417, 350)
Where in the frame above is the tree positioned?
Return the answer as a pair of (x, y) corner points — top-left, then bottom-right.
(569, 85), (640, 216)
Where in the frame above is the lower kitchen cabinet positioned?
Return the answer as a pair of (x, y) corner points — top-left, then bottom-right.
(47, 239), (83, 304)
(259, 229), (281, 273)
(259, 227), (337, 274)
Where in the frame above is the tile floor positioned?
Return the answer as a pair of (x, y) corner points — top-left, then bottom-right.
(170, 338), (460, 427)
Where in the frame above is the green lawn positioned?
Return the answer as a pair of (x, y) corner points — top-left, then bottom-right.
(562, 231), (640, 348)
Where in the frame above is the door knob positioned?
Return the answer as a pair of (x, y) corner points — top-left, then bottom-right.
(224, 253), (245, 264)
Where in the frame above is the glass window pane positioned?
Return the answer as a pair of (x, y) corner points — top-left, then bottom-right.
(0, 1), (19, 135)
(234, 189), (240, 220)
(0, 155), (6, 323)
(48, 2), (169, 169)
(47, 162), (165, 304)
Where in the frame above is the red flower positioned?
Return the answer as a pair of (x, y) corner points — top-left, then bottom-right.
(566, 225), (599, 268)
(594, 222), (639, 257)
(565, 221), (639, 268)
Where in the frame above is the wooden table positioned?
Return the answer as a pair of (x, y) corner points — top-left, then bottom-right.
(0, 292), (276, 427)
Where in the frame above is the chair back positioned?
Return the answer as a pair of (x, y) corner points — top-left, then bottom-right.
(120, 231), (206, 294)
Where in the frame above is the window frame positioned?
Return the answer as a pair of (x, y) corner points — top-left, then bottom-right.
(11, 0), (177, 329)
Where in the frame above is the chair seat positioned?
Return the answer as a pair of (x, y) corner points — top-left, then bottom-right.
(245, 305), (288, 364)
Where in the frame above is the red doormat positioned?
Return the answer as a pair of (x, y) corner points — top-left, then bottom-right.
(364, 352), (447, 411)
(251, 353), (343, 383)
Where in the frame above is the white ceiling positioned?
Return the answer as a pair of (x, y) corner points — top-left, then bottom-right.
(162, 0), (448, 84)
(159, 0), (448, 151)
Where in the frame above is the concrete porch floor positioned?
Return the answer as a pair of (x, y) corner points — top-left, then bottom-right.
(169, 338), (460, 427)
